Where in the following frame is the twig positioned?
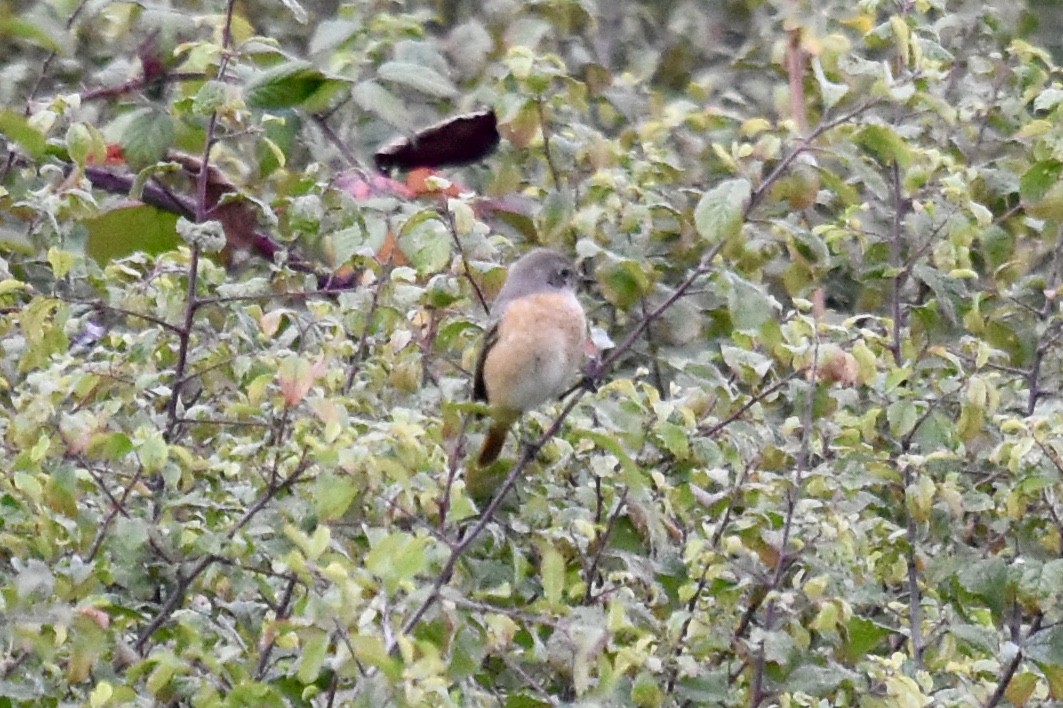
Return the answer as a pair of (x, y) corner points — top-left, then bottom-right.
(164, 0), (237, 441)
(889, 160), (908, 366)
(135, 450), (312, 651)
(746, 100), (879, 216)
(312, 112), (364, 169)
(983, 612), (1043, 708)
(84, 464), (145, 562)
(440, 201), (488, 315)
(84, 167), (196, 218)
(536, 96), (563, 189)
(438, 416), (472, 529)
(750, 321), (819, 706)
(698, 370), (799, 437)
(389, 391), (588, 656)
(255, 573), (299, 679)
(343, 266), (390, 393)
(81, 72), (215, 102)
(582, 487), (628, 603)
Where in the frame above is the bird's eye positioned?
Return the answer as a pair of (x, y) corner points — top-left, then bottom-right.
(559, 267), (573, 280)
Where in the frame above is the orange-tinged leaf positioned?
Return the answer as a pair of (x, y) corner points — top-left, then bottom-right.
(405, 167), (464, 197)
(377, 229), (409, 265)
(278, 356), (317, 407)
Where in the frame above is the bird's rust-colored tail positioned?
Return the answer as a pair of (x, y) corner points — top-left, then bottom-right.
(477, 419), (512, 466)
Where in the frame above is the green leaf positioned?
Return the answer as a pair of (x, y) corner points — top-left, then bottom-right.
(0, 14), (66, 53)
(397, 212), (451, 274)
(957, 557), (1010, 619)
(135, 430), (169, 474)
(657, 421), (689, 459)
(694, 178), (750, 243)
(599, 259), (653, 309)
(246, 61), (338, 109)
(856, 124), (911, 168)
(720, 345), (773, 381)
(352, 80), (414, 133)
(1034, 88), (1063, 112)
(1020, 160), (1063, 202)
(950, 623), (998, 655)
(377, 61), (458, 98)
(314, 472), (358, 520)
(676, 672), (729, 703)
(843, 616), (890, 662)
(787, 663), (858, 696)
(886, 400), (918, 438)
(1027, 625), (1063, 667)
(364, 532), (428, 592)
(0, 109), (47, 159)
(296, 630), (329, 684)
(84, 205), (180, 263)
(726, 273), (778, 331)
(540, 541), (565, 605)
(120, 108), (175, 167)
(47, 247), (75, 279)
(572, 430), (641, 481)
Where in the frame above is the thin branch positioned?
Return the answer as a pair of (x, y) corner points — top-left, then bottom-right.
(255, 573), (299, 680)
(344, 266), (390, 393)
(536, 96), (563, 189)
(165, 0), (239, 441)
(582, 487), (628, 603)
(438, 415), (472, 529)
(1026, 224), (1063, 416)
(698, 370), (800, 437)
(81, 72), (215, 102)
(889, 160), (909, 366)
(0, 0), (91, 183)
(69, 299), (183, 334)
(135, 451), (312, 652)
(390, 391), (588, 655)
(85, 167), (196, 218)
(312, 112), (364, 169)
(750, 321), (819, 706)
(84, 464), (146, 562)
(983, 612), (1044, 708)
(440, 201), (488, 315)
(746, 100), (879, 216)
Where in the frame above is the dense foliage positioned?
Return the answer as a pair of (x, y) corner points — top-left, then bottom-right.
(3, 0), (1063, 705)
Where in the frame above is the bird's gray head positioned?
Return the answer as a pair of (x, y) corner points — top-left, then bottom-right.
(492, 249), (578, 314)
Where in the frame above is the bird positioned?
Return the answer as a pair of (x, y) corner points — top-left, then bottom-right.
(373, 109), (500, 174)
(471, 249), (589, 477)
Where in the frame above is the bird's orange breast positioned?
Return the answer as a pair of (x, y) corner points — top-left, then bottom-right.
(481, 291), (587, 414)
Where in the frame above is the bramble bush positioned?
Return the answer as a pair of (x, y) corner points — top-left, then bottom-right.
(2, 0), (1063, 705)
